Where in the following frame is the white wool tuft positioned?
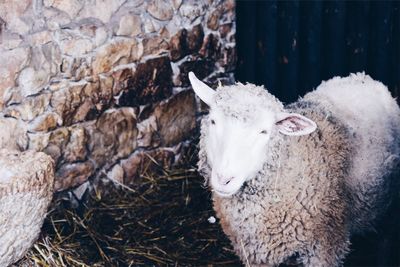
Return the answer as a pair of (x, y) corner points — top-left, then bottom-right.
(213, 82), (283, 121)
(305, 72), (400, 190)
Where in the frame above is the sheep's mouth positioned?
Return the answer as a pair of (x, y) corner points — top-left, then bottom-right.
(214, 183), (248, 197)
(213, 189), (236, 197)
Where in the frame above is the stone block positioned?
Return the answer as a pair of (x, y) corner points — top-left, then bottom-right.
(179, 57), (214, 87)
(117, 14), (142, 36)
(147, 0), (174, 21)
(153, 90), (196, 146)
(119, 56), (173, 106)
(207, 8), (221, 30)
(87, 108), (138, 168)
(0, 47), (30, 107)
(169, 24), (204, 61)
(63, 126), (88, 163)
(0, 117), (28, 151)
(121, 148), (175, 184)
(55, 161), (94, 191)
(93, 39), (141, 75)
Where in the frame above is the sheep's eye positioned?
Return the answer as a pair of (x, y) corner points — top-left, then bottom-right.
(260, 130), (268, 134)
(211, 119), (216, 125)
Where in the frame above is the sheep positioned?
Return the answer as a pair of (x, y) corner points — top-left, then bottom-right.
(188, 72), (400, 267)
(0, 149), (54, 267)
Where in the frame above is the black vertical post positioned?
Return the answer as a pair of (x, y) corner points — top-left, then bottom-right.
(277, 1), (300, 103)
(321, 1), (347, 80)
(298, 1), (323, 95)
(346, 2), (370, 73)
(236, 1), (257, 83)
(255, 1), (278, 94)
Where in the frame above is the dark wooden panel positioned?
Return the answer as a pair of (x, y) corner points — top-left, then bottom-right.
(236, 1), (400, 101)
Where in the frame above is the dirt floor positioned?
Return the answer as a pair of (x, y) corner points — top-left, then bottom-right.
(14, 145), (400, 267)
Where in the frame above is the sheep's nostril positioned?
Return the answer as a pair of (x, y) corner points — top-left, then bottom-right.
(222, 177), (233, 185)
(216, 174), (234, 186)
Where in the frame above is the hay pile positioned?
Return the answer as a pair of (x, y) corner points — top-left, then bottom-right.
(15, 160), (242, 266)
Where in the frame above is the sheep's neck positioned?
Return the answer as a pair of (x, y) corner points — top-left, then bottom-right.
(238, 134), (295, 203)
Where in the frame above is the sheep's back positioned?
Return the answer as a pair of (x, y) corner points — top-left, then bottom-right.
(304, 73), (400, 231)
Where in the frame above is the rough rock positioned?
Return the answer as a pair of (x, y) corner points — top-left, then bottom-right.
(28, 112), (60, 132)
(95, 27), (108, 47)
(55, 161), (94, 191)
(172, 0), (182, 10)
(111, 67), (135, 96)
(147, 0), (174, 21)
(117, 14), (142, 36)
(43, 0), (83, 19)
(63, 126), (88, 163)
(0, 149), (54, 267)
(0, 117), (28, 151)
(207, 8), (221, 30)
(18, 67), (49, 97)
(0, 47), (30, 107)
(119, 56), (173, 106)
(0, 32), (23, 50)
(107, 164), (124, 184)
(169, 24), (204, 61)
(179, 57), (214, 87)
(60, 38), (94, 57)
(93, 39), (141, 75)
(87, 108), (138, 168)
(142, 36), (169, 56)
(4, 92), (52, 121)
(153, 90), (196, 146)
(199, 33), (221, 61)
(219, 23), (233, 38)
(51, 82), (86, 125)
(0, 0), (31, 34)
(187, 24), (205, 52)
(78, 0), (126, 23)
(43, 127), (70, 164)
(0, 0), (236, 191)
(121, 148), (175, 184)
(219, 46), (237, 72)
(179, 2), (207, 22)
(143, 16), (163, 33)
(136, 115), (159, 148)
(26, 30), (53, 46)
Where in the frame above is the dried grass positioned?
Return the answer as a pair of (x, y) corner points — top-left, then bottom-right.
(15, 145), (241, 267)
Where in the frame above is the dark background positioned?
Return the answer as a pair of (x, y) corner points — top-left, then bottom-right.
(235, 1), (400, 103)
(235, 1), (400, 266)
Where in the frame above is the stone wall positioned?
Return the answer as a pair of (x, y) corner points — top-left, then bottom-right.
(0, 0), (236, 192)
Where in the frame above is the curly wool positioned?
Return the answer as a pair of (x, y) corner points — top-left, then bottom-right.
(0, 149), (54, 267)
(213, 83), (283, 122)
(198, 73), (400, 267)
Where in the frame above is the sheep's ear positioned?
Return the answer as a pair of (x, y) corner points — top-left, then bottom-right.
(188, 72), (215, 106)
(276, 113), (317, 136)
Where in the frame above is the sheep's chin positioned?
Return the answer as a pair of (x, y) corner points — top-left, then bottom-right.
(213, 189), (237, 197)
(213, 184), (245, 197)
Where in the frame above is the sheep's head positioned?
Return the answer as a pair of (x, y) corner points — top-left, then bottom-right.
(189, 72), (317, 197)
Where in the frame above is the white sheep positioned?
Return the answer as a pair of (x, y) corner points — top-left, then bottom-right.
(189, 72), (400, 267)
